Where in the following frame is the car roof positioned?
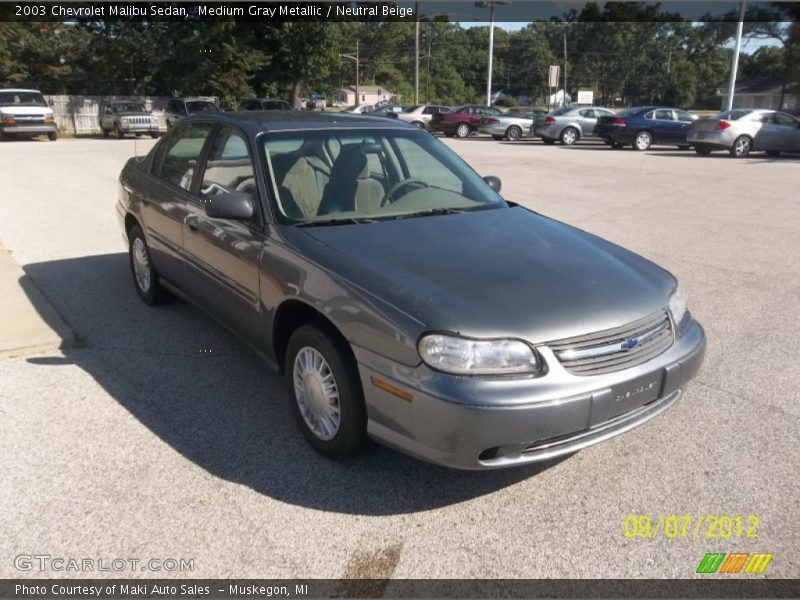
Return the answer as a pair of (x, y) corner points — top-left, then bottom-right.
(182, 111), (419, 133)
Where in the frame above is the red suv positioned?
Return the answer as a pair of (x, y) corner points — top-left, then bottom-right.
(431, 105), (503, 138)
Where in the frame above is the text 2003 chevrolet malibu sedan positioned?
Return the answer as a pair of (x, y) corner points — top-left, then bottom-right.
(117, 112), (705, 470)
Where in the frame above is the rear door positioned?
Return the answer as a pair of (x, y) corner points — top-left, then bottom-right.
(577, 108), (597, 137)
(674, 109), (694, 143)
(181, 123), (266, 348)
(652, 109), (680, 143)
(141, 121), (214, 286)
(770, 112), (800, 151)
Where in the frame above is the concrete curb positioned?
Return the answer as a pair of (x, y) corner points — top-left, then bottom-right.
(0, 243), (77, 358)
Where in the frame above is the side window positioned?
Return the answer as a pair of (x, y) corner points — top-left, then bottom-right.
(676, 110), (694, 123)
(200, 126), (257, 200)
(157, 123), (214, 191)
(423, 106), (436, 115)
(645, 111), (655, 119)
(596, 109), (614, 117)
(393, 137), (462, 194)
(773, 113), (798, 127)
(579, 109), (595, 118)
(654, 109), (674, 120)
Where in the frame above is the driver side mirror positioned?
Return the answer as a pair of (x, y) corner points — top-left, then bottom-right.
(204, 191), (254, 220)
(483, 175), (502, 193)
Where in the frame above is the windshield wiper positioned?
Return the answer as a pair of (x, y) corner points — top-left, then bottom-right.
(393, 207), (469, 220)
(295, 216), (378, 227)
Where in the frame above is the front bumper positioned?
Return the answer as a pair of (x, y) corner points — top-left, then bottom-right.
(1, 123), (57, 135)
(355, 320), (705, 470)
(120, 123), (159, 133)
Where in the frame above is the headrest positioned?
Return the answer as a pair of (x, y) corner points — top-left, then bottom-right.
(331, 144), (370, 180)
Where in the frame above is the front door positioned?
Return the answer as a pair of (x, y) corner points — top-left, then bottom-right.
(181, 124), (265, 349)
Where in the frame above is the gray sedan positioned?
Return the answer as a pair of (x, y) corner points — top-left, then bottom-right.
(479, 108), (547, 141)
(533, 105), (616, 145)
(117, 112), (705, 470)
(688, 109), (800, 158)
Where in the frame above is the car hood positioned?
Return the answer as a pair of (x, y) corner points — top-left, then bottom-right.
(114, 111), (152, 117)
(0, 106), (53, 116)
(297, 206), (674, 343)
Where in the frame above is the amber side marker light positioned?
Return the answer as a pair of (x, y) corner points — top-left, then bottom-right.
(370, 377), (413, 402)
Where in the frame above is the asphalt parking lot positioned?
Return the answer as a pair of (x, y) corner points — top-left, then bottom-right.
(0, 135), (798, 579)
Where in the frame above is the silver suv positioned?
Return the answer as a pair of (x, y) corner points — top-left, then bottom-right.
(164, 97), (219, 129)
(99, 100), (159, 139)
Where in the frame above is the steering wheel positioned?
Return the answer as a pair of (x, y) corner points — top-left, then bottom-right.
(380, 178), (430, 207)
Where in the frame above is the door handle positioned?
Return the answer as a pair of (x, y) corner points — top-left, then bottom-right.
(186, 217), (199, 233)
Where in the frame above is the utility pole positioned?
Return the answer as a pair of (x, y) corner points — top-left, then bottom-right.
(725, 1), (746, 112)
(425, 32), (432, 104)
(486, 3), (495, 106)
(355, 39), (360, 104)
(563, 33), (567, 107)
(414, 2), (420, 104)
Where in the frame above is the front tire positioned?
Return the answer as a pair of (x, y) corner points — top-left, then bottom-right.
(128, 225), (169, 305)
(634, 131), (652, 151)
(730, 135), (752, 158)
(47, 131), (57, 141)
(115, 124), (125, 139)
(411, 120), (425, 129)
(285, 324), (368, 458)
(455, 123), (470, 138)
(506, 126), (522, 141)
(560, 127), (578, 145)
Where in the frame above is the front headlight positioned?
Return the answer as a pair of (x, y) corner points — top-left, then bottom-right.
(668, 285), (688, 325)
(418, 334), (539, 375)
(120, 118), (129, 127)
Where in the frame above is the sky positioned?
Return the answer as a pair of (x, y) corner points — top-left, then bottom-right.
(458, 21), (783, 54)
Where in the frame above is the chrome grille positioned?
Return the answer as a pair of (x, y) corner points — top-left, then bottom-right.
(126, 116), (151, 125)
(549, 310), (673, 376)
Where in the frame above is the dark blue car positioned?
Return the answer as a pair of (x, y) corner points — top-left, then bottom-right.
(595, 106), (698, 150)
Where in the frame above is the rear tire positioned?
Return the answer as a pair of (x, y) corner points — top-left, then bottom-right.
(128, 225), (170, 305)
(506, 126), (522, 141)
(150, 132), (159, 139)
(634, 131), (652, 151)
(730, 135), (752, 158)
(560, 127), (578, 145)
(455, 123), (470, 138)
(285, 323), (368, 458)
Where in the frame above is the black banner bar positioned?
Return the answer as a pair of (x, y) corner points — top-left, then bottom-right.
(2, 579), (800, 599)
(1, 1), (797, 23)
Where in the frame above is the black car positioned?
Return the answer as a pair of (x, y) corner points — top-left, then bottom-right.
(239, 98), (292, 111)
(595, 106), (697, 150)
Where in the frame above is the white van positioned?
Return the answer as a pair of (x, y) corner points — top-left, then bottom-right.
(0, 89), (57, 141)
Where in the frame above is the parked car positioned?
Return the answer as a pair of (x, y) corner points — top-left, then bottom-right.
(98, 100), (159, 139)
(0, 88), (57, 141)
(687, 109), (800, 158)
(480, 107), (548, 141)
(532, 105), (616, 145)
(396, 104), (451, 129)
(117, 111), (705, 470)
(368, 104), (406, 119)
(239, 98), (292, 111)
(431, 104), (503, 138)
(341, 104), (374, 114)
(594, 106), (697, 150)
(164, 97), (219, 129)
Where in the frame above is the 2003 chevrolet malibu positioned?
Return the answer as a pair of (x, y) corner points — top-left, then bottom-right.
(116, 111), (705, 469)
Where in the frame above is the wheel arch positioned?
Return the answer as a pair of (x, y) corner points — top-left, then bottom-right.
(272, 299), (352, 375)
(124, 213), (141, 240)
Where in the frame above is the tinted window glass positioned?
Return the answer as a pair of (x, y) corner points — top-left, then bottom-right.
(654, 109), (674, 120)
(718, 109), (752, 121)
(0, 91), (47, 106)
(186, 101), (217, 113)
(675, 110), (694, 122)
(773, 113), (798, 127)
(158, 123), (213, 191)
(579, 109), (595, 118)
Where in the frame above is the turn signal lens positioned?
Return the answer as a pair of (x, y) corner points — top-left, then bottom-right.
(1, 116), (15, 125)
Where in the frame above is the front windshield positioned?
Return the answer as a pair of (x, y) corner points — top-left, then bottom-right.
(111, 102), (146, 113)
(0, 91), (48, 107)
(262, 129), (506, 224)
(186, 101), (217, 113)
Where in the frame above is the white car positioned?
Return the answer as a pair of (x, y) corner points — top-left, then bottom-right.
(0, 89), (57, 141)
(341, 104), (374, 114)
(397, 104), (451, 129)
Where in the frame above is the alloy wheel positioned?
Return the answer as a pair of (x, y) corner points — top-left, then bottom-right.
(131, 237), (151, 293)
(635, 132), (652, 151)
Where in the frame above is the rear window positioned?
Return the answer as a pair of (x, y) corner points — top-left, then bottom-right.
(717, 109), (752, 121)
(186, 101), (218, 113)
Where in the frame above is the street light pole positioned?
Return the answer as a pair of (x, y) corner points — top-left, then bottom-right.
(486, 3), (495, 106)
(563, 33), (567, 107)
(414, 2), (420, 104)
(725, 1), (747, 112)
